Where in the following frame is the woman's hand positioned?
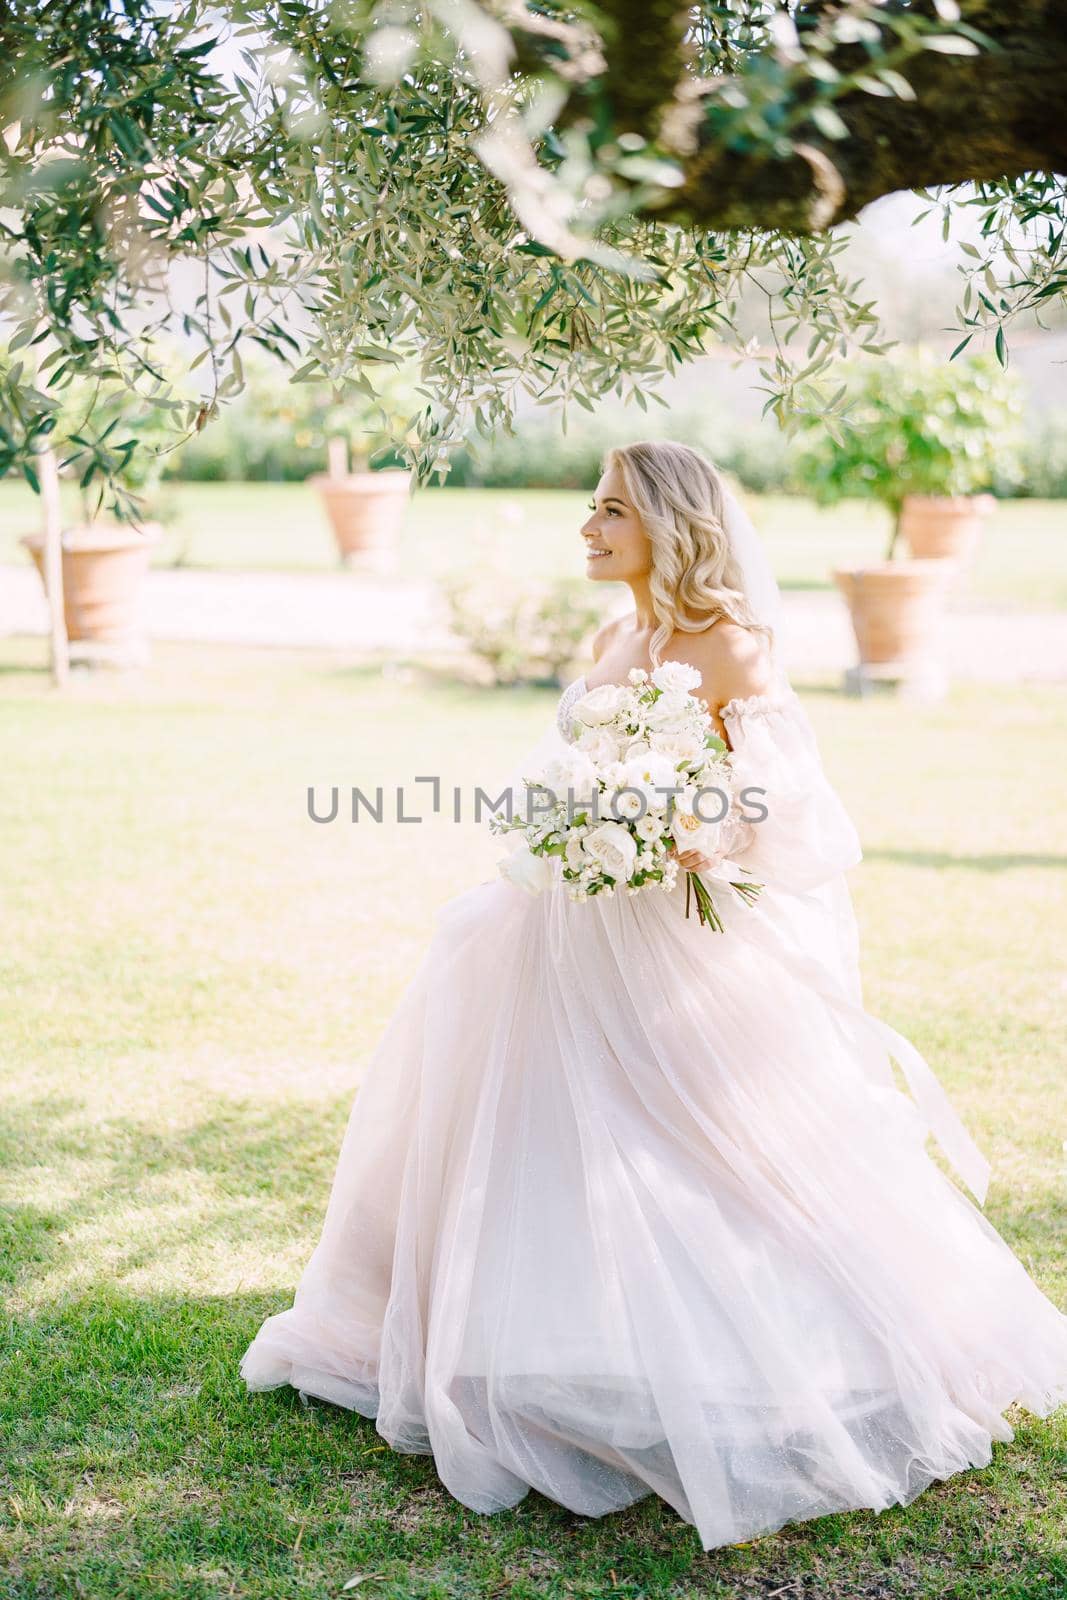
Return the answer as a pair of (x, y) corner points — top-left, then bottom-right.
(667, 838), (730, 875)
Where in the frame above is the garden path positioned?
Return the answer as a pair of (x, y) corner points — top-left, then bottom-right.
(2, 563), (1065, 683)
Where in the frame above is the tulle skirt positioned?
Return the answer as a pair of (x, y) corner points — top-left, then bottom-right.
(240, 865), (1067, 1550)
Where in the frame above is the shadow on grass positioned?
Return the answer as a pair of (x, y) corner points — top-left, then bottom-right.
(984, 1183), (1067, 1285)
(3, 1093), (1065, 1598)
(317, 659), (856, 713)
(0, 1081), (1062, 1593)
(0, 652), (54, 681)
(0, 1093), (350, 1307)
(1, 1285), (1064, 1600)
(778, 578), (835, 595)
(0, 1092), (344, 1190)
(863, 849), (1067, 872)
(320, 659), (561, 699)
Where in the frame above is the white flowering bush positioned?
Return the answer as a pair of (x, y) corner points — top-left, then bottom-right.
(444, 575), (603, 688)
(490, 663), (764, 931)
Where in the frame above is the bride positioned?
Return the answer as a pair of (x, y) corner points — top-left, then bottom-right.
(241, 440), (1067, 1550)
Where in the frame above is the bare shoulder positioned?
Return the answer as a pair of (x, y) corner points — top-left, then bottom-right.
(590, 614), (623, 663)
(686, 620), (775, 706)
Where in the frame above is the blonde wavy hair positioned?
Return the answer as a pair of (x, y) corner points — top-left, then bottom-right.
(604, 440), (775, 668)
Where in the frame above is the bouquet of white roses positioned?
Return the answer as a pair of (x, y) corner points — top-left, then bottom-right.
(490, 662), (763, 931)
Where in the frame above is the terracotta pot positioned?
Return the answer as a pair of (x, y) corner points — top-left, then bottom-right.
(20, 522), (161, 644)
(899, 493), (995, 563)
(832, 559), (957, 668)
(311, 469), (412, 561)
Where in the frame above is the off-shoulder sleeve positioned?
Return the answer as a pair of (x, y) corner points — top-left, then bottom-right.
(718, 691), (863, 894)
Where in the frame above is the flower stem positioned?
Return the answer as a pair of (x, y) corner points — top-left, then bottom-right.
(691, 872), (724, 932)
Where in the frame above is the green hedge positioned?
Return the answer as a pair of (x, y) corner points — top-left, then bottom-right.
(1002, 409), (1067, 498)
(169, 399), (796, 493)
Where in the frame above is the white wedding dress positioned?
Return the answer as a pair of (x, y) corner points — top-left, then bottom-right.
(241, 661), (1067, 1551)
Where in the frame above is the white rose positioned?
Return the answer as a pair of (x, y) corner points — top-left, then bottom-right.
(499, 846), (556, 896)
(669, 806), (725, 860)
(577, 727), (625, 766)
(624, 738), (652, 763)
(635, 812), (661, 843)
(614, 754), (679, 820)
(574, 683), (631, 725)
(650, 730), (703, 763)
(651, 661), (702, 694)
(541, 748), (598, 806)
(583, 820), (639, 882)
(645, 689), (692, 732)
(565, 834), (587, 870)
(611, 788), (646, 821)
(622, 751), (680, 791)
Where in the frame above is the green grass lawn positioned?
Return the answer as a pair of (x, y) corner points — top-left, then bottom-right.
(1, 638), (1065, 1599)
(1, 481), (1065, 609)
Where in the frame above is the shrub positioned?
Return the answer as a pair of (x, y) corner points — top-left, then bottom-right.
(167, 360), (418, 481)
(444, 576), (605, 688)
(789, 347), (1026, 554)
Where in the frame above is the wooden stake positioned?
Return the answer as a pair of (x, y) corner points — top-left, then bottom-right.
(39, 447), (69, 687)
(326, 433), (349, 480)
